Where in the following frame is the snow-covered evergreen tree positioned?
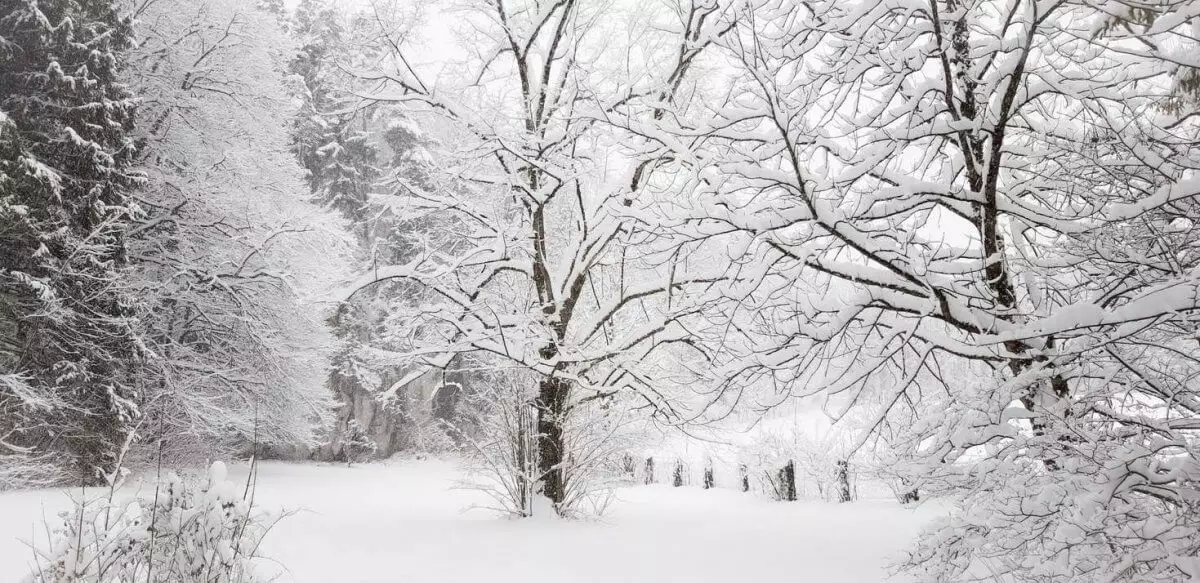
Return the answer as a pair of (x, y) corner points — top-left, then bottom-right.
(291, 0), (377, 223)
(0, 0), (143, 484)
(287, 1), (449, 460)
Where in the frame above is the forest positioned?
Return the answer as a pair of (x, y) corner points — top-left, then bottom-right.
(1, 0), (1199, 581)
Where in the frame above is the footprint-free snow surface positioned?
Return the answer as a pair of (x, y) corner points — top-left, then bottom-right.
(0, 459), (940, 582)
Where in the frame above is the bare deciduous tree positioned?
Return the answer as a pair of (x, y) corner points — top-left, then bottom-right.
(343, 0), (733, 514)
(125, 0), (345, 463)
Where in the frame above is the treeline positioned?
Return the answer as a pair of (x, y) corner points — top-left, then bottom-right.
(286, 0), (431, 462)
(0, 0), (360, 487)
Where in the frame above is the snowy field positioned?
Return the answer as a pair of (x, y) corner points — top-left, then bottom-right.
(0, 459), (941, 582)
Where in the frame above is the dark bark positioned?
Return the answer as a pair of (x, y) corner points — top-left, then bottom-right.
(535, 373), (570, 509)
(779, 460), (797, 501)
(836, 460), (851, 503)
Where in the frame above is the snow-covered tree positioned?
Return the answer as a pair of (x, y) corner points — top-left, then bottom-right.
(345, 0), (734, 514)
(123, 0), (346, 462)
(286, 1), (440, 460)
(0, 0), (143, 484)
(291, 0), (379, 223)
(674, 0), (1200, 579)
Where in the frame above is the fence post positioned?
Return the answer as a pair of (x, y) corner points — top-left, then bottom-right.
(836, 459), (851, 503)
(779, 460), (797, 501)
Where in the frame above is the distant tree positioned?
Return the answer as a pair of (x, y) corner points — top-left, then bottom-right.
(776, 461), (797, 502)
(342, 419), (378, 465)
(621, 453), (637, 480)
(287, 0), (441, 461)
(124, 0), (344, 462)
(291, 0), (378, 223)
(835, 460), (850, 504)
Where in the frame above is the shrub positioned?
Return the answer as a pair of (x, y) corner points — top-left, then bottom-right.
(25, 461), (277, 582)
(342, 419), (379, 466)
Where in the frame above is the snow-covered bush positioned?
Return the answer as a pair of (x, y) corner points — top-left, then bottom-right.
(455, 362), (635, 518)
(741, 430), (800, 500)
(555, 397), (640, 518)
(342, 419), (379, 466)
(455, 367), (540, 518)
(853, 440), (925, 505)
(25, 462), (276, 582)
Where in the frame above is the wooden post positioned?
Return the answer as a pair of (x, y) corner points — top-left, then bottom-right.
(836, 459), (851, 503)
(898, 477), (919, 504)
(779, 460), (797, 501)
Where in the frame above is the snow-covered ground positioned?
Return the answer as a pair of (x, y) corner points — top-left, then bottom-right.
(0, 459), (941, 582)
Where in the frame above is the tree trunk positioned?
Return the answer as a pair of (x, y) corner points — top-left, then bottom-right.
(897, 477), (919, 504)
(622, 453), (636, 479)
(535, 374), (570, 512)
(515, 401), (536, 516)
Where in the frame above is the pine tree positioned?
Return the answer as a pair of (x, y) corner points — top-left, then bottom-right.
(0, 0), (142, 484)
(291, 0), (378, 222)
(288, 1), (422, 460)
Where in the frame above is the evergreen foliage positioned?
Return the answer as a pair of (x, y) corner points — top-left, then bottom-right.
(0, 0), (143, 483)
